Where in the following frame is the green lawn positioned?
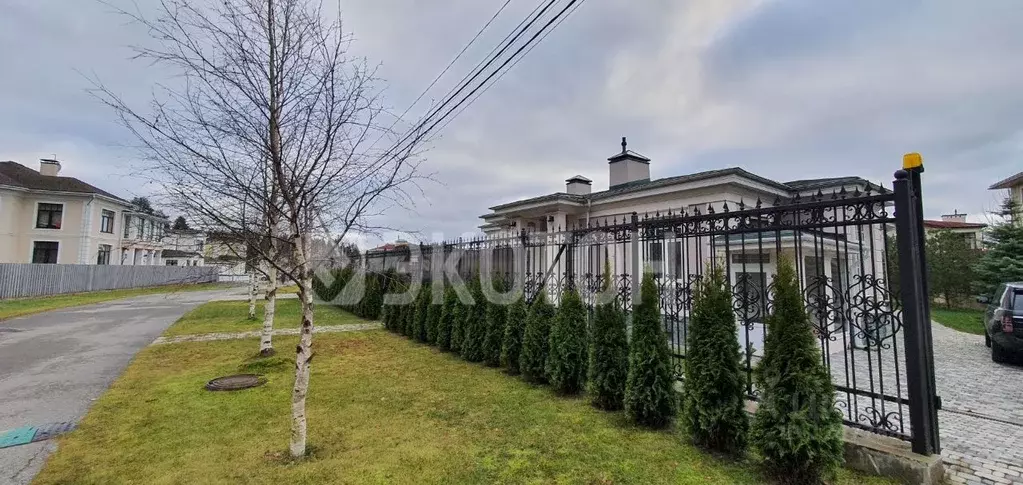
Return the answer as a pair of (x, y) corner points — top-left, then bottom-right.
(0, 283), (227, 321)
(161, 299), (366, 337)
(34, 329), (894, 485)
(931, 307), (986, 335)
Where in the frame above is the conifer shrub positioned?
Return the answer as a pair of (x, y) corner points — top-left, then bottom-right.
(588, 271), (629, 410)
(624, 271), (676, 428)
(501, 296), (528, 374)
(520, 290), (555, 383)
(751, 258), (843, 484)
(436, 285), (458, 351)
(682, 267), (748, 454)
(425, 284), (443, 345)
(414, 283), (430, 343)
(460, 275), (487, 362)
(482, 277), (508, 367)
(546, 285), (588, 394)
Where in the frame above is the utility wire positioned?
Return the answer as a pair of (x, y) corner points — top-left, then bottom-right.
(414, 0), (582, 142)
(433, 0), (587, 136)
(369, 0), (514, 152)
(383, 0), (580, 161)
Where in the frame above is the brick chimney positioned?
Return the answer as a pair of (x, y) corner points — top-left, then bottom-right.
(39, 158), (61, 177)
(940, 210), (967, 223)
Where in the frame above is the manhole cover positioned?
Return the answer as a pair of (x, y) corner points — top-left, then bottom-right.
(205, 374), (266, 391)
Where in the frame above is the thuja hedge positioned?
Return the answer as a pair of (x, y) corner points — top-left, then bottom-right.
(356, 266), (844, 479)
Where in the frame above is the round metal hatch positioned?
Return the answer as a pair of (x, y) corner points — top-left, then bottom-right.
(204, 374), (266, 391)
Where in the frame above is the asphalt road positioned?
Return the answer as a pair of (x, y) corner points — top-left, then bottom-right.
(0, 288), (240, 485)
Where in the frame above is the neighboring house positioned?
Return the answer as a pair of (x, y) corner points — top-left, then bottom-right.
(989, 171), (1023, 224)
(365, 240), (411, 272)
(162, 229), (206, 266)
(923, 211), (986, 249)
(0, 159), (169, 265)
(204, 231), (250, 280)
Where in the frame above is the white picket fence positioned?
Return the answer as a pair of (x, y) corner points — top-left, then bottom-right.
(0, 264), (219, 299)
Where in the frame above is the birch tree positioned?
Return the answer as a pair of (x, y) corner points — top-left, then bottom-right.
(93, 0), (425, 458)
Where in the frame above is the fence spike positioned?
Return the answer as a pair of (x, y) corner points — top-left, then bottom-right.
(830, 189), (838, 200)
(865, 184), (873, 196)
(756, 197), (762, 209)
(738, 198), (745, 210)
(839, 186), (848, 198)
(707, 203), (715, 214)
(772, 195), (781, 206)
(853, 186), (861, 197)
(722, 200), (730, 212)
(694, 206), (701, 216)
(816, 188), (824, 200)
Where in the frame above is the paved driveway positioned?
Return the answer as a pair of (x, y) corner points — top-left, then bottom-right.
(933, 322), (1023, 484)
(0, 288), (240, 485)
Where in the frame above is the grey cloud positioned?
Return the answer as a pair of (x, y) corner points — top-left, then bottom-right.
(2, 0), (1020, 245)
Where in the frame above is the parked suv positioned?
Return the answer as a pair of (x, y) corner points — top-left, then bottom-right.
(982, 282), (1023, 363)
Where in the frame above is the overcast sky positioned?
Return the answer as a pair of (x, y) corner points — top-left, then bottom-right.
(2, 0), (1021, 246)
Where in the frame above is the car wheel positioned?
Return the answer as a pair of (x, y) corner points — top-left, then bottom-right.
(992, 340), (1010, 364)
(985, 333), (992, 348)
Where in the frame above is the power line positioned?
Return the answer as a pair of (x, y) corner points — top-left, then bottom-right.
(414, 0), (582, 142)
(433, 0), (587, 136)
(381, 0), (577, 161)
(371, 0), (514, 151)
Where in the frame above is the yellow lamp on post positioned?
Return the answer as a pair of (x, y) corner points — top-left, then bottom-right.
(903, 152), (923, 172)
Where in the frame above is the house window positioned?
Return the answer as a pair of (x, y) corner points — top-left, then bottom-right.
(646, 241), (664, 276)
(100, 210), (115, 233)
(32, 241), (59, 264)
(166, 260), (178, 266)
(124, 215), (132, 238)
(731, 252), (771, 265)
(97, 244), (112, 265)
(36, 203), (63, 229)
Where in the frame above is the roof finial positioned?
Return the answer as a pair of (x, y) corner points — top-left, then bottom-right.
(621, 136), (627, 153)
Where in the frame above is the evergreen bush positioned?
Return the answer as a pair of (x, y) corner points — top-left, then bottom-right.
(751, 258), (843, 484)
(425, 284), (443, 345)
(501, 296), (527, 374)
(682, 267), (748, 453)
(437, 285), (458, 351)
(482, 278), (508, 367)
(546, 285), (588, 394)
(588, 272), (629, 410)
(414, 283), (430, 343)
(460, 275), (487, 362)
(520, 290), (555, 383)
(624, 271), (676, 428)
(449, 296), (466, 354)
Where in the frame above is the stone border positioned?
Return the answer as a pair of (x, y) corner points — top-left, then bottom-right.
(152, 323), (382, 345)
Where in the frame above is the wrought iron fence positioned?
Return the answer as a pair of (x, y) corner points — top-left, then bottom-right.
(362, 171), (939, 453)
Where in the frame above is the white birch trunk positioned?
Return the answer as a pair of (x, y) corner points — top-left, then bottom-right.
(290, 233), (314, 458)
(260, 261), (277, 356)
(248, 270), (258, 319)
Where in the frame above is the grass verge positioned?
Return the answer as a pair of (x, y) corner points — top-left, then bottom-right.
(35, 330), (894, 485)
(161, 300), (366, 337)
(931, 307), (986, 335)
(0, 282), (228, 321)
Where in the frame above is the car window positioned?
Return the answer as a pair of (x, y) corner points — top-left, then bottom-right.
(1012, 291), (1023, 313)
(994, 284), (1007, 306)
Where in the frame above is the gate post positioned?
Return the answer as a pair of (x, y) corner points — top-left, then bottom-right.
(893, 167), (940, 456)
(630, 212), (640, 308)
